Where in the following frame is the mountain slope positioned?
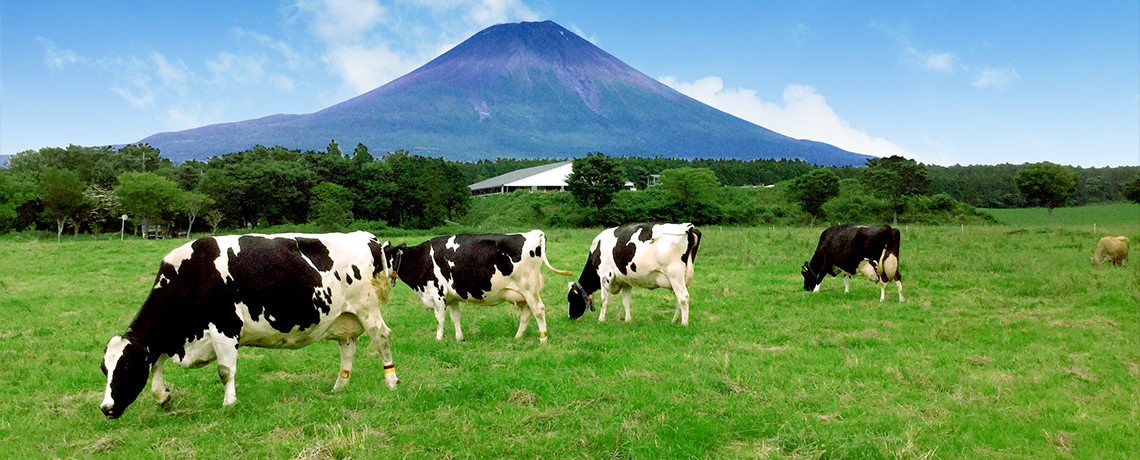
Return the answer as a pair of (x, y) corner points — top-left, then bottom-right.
(138, 20), (872, 166)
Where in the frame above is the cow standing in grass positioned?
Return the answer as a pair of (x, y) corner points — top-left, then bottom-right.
(389, 230), (572, 343)
(1091, 236), (1129, 266)
(100, 231), (399, 419)
(802, 224), (904, 302)
(567, 223), (701, 325)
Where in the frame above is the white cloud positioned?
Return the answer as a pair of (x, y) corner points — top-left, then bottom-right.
(920, 51), (959, 73)
(567, 22), (599, 45)
(972, 64), (1019, 89)
(324, 44), (420, 94)
(659, 76), (917, 160)
(37, 38), (87, 69)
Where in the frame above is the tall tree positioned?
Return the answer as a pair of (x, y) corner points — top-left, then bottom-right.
(658, 167), (722, 224)
(115, 171), (181, 236)
(178, 191), (215, 237)
(786, 168), (840, 226)
(39, 168), (87, 242)
(1014, 162), (1077, 223)
(567, 153), (625, 211)
(1122, 176), (1140, 204)
(860, 155), (931, 224)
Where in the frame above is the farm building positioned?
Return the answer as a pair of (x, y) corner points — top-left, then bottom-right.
(468, 161), (574, 196)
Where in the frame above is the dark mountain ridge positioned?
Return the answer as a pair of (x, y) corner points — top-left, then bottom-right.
(138, 20), (872, 166)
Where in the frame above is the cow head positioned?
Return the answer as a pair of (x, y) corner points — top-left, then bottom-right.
(383, 243), (406, 284)
(100, 336), (151, 419)
(567, 281), (594, 319)
(801, 262), (817, 291)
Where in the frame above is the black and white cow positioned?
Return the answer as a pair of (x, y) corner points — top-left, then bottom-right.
(567, 223), (701, 325)
(389, 230), (572, 343)
(100, 231), (399, 419)
(801, 224), (904, 302)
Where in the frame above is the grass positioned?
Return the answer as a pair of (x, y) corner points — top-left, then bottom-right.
(1, 222), (1137, 459)
(980, 202), (1139, 227)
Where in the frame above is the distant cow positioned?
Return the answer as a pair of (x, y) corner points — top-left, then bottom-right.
(389, 230), (572, 343)
(100, 232), (399, 419)
(568, 223), (701, 325)
(1091, 236), (1129, 266)
(802, 224), (904, 302)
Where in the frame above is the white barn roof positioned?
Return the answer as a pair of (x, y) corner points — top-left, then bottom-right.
(469, 161), (573, 195)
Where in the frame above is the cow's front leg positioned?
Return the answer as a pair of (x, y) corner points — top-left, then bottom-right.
(150, 355), (172, 407)
(620, 288), (633, 322)
(449, 303), (464, 341)
(515, 303), (532, 339)
(360, 310), (398, 390)
(212, 334), (240, 407)
(333, 337), (357, 392)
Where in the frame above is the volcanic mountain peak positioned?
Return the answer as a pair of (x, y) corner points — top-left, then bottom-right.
(138, 20), (871, 166)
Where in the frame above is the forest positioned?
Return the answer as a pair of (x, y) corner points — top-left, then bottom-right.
(1, 142), (1137, 238)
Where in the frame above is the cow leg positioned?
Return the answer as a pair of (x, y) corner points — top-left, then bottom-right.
(515, 303), (532, 339)
(843, 274), (851, 293)
(670, 279), (691, 326)
(896, 280), (905, 302)
(149, 355), (172, 407)
(449, 303), (464, 341)
(333, 337), (357, 392)
(358, 310), (398, 390)
(879, 282), (887, 301)
(620, 287), (633, 322)
(212, 334), (240, 407)
(430, 299), (447, 341)
(520, 291), (549, 344)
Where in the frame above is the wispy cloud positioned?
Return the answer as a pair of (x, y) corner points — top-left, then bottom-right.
(659, 76), (917, 160)
(972, 64), (1019, 89)
(37, 37), (88, 69)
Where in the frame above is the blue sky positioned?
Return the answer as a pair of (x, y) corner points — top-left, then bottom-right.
(2, 1), (1137, 167)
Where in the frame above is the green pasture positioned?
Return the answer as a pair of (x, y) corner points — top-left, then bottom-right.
(980, 202), (1139, 227)
(1, 222), (1137, 459)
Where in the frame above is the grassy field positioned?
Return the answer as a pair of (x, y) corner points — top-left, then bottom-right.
(980, 202), (1139, 227)
(1, 222), (1137, 459)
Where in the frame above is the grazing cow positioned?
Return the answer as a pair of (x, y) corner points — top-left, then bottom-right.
(389, 230), (572, 343)
(1091, 236), (1129, 266)
(567, 223), (701, 325)
(802, 224), (904, 302)
(100, 231), (399, 419)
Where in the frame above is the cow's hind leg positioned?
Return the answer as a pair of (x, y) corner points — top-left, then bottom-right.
(620, 288), (633, 322)
(515, 302), (532, 339)
(520, 291), (549, 344)
(843, 274), (851, 293)
(448, 303), (464, 341)
(150, 355), (172, 407)
(211, 332), (240, 407)
(333, 337), (357, 392)
(669, 274), (691, 326)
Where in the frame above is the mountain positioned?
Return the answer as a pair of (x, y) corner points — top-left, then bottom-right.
(138, 20), (872, 166)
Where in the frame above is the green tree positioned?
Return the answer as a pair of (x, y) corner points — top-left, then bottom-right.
(82, 183), (121, 237)
(39, 168), (87, 242)
(309, 182), (355, 230)
(115, 171), (181, 236)
(1121, 176), (1140, 204)
(658, 167), (722, 224)
(786, 168), (840, 225)
(1014, 162), (1078, 223)
(178, 191), (215, 236)
(860, 155), (932, 224)
(0, 170), (39, 232)
(567, 153), (625, 211)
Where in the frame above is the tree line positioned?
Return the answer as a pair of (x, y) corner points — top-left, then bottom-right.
(2, 142), (1137, 240)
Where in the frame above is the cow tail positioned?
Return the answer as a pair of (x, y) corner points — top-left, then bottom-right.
(540, 233), (574, 276)
(684, 225), (701, 265)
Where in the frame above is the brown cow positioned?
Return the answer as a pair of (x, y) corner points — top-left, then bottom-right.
(1091, 236), (1129, 266)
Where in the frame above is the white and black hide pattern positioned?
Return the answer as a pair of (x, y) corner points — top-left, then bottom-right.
(801, 224), (904, 302)
(389, 230), (572, 343)
(100, 231), (398, 419)
(568, 222), (701, 325)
